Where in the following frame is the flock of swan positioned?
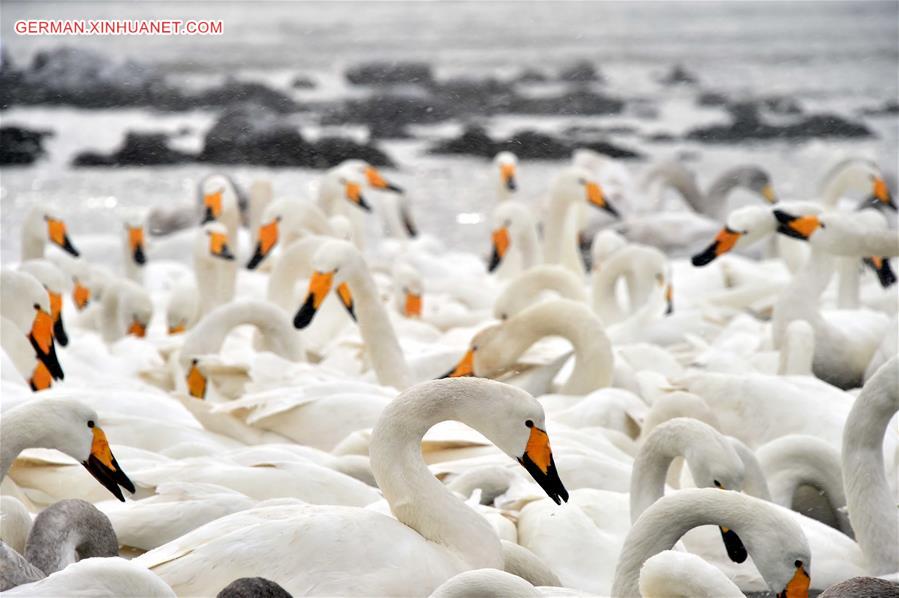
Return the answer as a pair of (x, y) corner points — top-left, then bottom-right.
(1, 149), (897, 597)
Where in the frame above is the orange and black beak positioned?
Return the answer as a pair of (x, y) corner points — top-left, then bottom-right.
(440, 347), (476, 379)
(186, 358), (207, 399)
(692, 226), (743, 266)
(128, 226), (146, 266)
(48, 290), (68, 346)
(488, 227), (510, 273)
(168, 323), (186, 335)
(774, 210), (823, 241)
(665, 284), (674, 315)
(401, 204), (418, 238)
(29, 305), (64, 381)
(404, 291), (422, 318)
(761, 184), (778, 204)
(518, 421), (569, 505)
(713, 481), (748, 563)
(863, 256), (897, 288)
(871, 177), (896, 211)
(29, 361), (53, 392)
(46, 217), (79, 257)
(366, 166), (403, 194)
(345, 181), (372, 212)
(500, 163), (517, 192)
(202, 190), (223, 223)
(335, 282), (356, 321)
(585, 181), (620, 218)
(127, 318), (147, 338)
(294, 271), (334, 329)
(208, 231), (235, 261)
(73, 279), (91, 311)
(247, 219), (280, 270)
(82, 422), (135, 502)
(777, 561), (810, 598)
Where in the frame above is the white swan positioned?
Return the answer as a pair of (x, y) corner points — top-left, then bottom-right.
(1, 270), (64, 384)
(135, 378), (569, 596)
(97, 278), (153, 343)
(1, 399), (135, 502)
(638, 550), (743, 598)
(544, 166), (620, 276)
(19, 259), (70, 347)
(445, 299), (613, 395)
(245, 197), (334, 270)
(592, 244), (670, 325)
(200, 173), (241, 246)
(493, 151), (519, 202)
(611, 488), (811, 597)
(841, 356), (898, 575)
(487, 202), (542, 276)
(816, 157), (895, 210)
(19, 207), (80, 261)
(4, 557), (174, 597)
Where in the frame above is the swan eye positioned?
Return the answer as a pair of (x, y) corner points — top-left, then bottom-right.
(525, 419), (534, 428)
(794, 560), (802, 568)
(87, 420), (94, 428)
(33, 303), (40, 310)
(713, 480), (722, 488)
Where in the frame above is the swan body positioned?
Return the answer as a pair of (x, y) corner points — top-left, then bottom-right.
(4, 557), (175, 597)
(638, 550), (743, 598)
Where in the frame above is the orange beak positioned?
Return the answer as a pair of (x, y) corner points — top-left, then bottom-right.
(336, 282), (356, 321)
(203, 190), (223, 222)
(518, 421), (568, 505)
(440, 348), (476, 378)
(48, 290), (68, 346)
(247, 219), (280, 269)
(73, 280), (91, 311)
(777, 562), (810, 598)
(128, 226), (146, 265)
(294, 271), (334, 328)
(585, 181), (620, 218)
(692, 226), (743, 266)
(404, 292), (422, 318)
(83, 423), (135, 502)
(488, 227), (510, 272)
(500, 163), (517, 191)
(774, 210), (823, 241)
(345, 182), (372, 211)
(46, 218), (80, 256)
(208, 231), (235, 260)
(168, 323), (186, 335)
(29, 306), (64, 381)
(29, 360), (53, 392)
(186, 359), (207, 399)
(127, 318), (146, 338)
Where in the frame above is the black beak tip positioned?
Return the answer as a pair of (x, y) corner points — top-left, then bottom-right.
(772, 209), (795, 225)
(62, 237), (80, 257)
(201, 208), (215, 224)
(293, 295), (317, 329)
(719, 526), (748, 564)
(487, 249), (502, 273)
(53, 317), (69, 347)
(219, 246), (236, 261)
(357, 196), (372, 212)
(775, 223), (808, 241)
(506, 178), (517, 192)
(691, 245), (717, 267)
(246, 247), (264, 270)
(134, 246), (147, 266)
(386, 183), (404, 194)
(603, 203), (621, 219)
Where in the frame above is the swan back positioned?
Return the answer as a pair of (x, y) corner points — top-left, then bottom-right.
(493, 265), (587, 320)
(638, 550), (743, 598)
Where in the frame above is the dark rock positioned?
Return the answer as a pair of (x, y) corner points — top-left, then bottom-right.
(514, 68), (550, 84)
(697, 91), (730, 107)
(430, 125), (642, 161)
(290, 75), (316, 89)
(0, 126), (52, 165)
(762, 95), (803, 115)
(432, 77), (517, 114)
(660, 64), (700, 86)
(345, 61), (434, 87)
(174, 79), (299, 113)
(506, 89), (625, 116)
(559, 60), (603, 83)
(326, 92), (449, 132)
(72, 132), (194, 166)
(646, 131), (678, 142)
(686, 102), (872, 143)
(861, 99), (899, 116)
(200, 104), (392, 168)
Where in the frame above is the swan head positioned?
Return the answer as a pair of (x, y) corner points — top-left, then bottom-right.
(342, 159), (404, 194)
(323, 163), (373, 212)
(20, 259), (71, 347)
(441, 324), (506, 379)
(122, 215), (147, 267)
(553, 166), (620, 219)
(487, 202), (533, 272)
(111, 279), (153, 338)
(24, 207), (80, 257)
(722, 165), (778, 204)
(2, 269), (65, 383)
(827, 158), (895, 210)
(196, 222), (236, 263)
(493, 151), (519, 192)
(31, 399), (136, 502)
(294, 240), (359, 328)
(691, 203), (821, 266)
(200, 174), (238, 225)
(393, 263), (423, 318)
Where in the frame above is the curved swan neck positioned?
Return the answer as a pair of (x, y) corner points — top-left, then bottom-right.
(1, 404), (58, 479)
(369, 382), (504, 569)
(345, 260), (412, 390)
(485, 300), (612, 394)
(24, 499), (118, 576)
(841, 357), (899, 574)
(777, 320), (815, 376)
(515, 224), (542, 270)
(611, 489), (806, 597)
(182, 301), (304, 363)
(592, 252), (633, 323)
(267, 237), (322, 309)
(543, 190), (584, 276)
(772, 248), (834, 347)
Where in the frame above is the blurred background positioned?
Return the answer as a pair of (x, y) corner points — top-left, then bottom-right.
(1, 0), (897, 260)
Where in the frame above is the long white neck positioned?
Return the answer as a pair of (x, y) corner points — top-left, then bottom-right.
(611, 489), (804, 597)
(22, 232), (45, 261)
(515, 224), (542, 270)
(835, 258), (860, 310)
(841, 356), (899, 574)
(592, 254), (632, 324)
(629, 418), (734, 522)
(484, 300), (612, 394)
(181, 301), (304, 363)
(1, 403), (62, 479)
(369, 381), (504, 570)
(99, 282), (125, 342)
(772, 248), (834, 348)
(346, 260), (412, 390)
(777, 320), (815, 376)
(1, 316), (38, 384)
(543, 191), (585, 277)
(122, 238), (143, 284)
(727, 437), (772, 501)
(194, 255), (236, 317)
